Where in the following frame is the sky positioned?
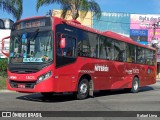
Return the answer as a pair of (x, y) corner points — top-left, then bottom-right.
(1, 0), (160, 21)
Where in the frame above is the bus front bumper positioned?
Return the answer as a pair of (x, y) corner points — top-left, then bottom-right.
(7, 77), (55, 93)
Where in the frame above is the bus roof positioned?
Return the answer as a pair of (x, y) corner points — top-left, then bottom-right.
(16, 16), (47, 23)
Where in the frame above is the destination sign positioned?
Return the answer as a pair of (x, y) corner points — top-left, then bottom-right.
(12, 17), (51, 30)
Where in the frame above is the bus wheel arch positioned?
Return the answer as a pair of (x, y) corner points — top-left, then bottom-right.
(131, 76), (140, 93)
(76, 74), (94, 99)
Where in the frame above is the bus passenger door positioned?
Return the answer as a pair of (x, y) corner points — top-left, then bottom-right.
(55, 32), (78, 92)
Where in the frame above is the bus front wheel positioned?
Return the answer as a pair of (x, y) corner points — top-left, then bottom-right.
(131, 77), (139, 93)
(76, 78), (89, 100)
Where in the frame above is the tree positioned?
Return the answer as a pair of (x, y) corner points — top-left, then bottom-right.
(36, 0), (101, 20)
(0, 0), (23, 20)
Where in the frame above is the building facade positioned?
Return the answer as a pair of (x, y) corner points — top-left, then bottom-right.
(0, 19), (13, 58)
(52, 10), (93, 27)
(93, 12), (130, 37)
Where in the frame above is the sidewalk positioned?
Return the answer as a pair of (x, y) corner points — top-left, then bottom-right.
(156, 78), (160, 82)
(0, 89), (15, 93)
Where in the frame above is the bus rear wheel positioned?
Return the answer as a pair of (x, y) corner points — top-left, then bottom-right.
(76, 78), (89, 100)
(131, 77), (139, 93)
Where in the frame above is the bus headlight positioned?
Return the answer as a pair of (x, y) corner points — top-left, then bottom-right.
(37, 71), (52, 84)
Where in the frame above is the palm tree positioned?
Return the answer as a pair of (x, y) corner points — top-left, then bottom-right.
(36, 0), (101, 20)
(0, 0), (22, 20)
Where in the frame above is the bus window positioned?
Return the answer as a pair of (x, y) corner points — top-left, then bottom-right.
(88, 32), (98, 58)
(99, 36), (107, 59)
(144, 49), (150, 65)
(126, 44), (136, 63)
(65, 36), (76, 57)
(153, 51), (156, 65)
(77, 30), (90, 57)
(145, 49), (156, 66)
(136, 47), (145, 64)
(114, 41), (126, 62)
(77, 30), (98, 58)
(100, 37), (114, 60)
(107, 38), (114, 60)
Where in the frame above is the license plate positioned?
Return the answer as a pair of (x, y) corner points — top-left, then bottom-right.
(18, 84), (25, 88)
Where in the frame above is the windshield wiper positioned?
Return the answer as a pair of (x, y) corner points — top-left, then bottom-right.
(15, 32), (22, 44)
(30, 29), (39, 41)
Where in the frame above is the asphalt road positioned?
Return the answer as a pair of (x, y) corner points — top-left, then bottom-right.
(0, 82), (160, 120)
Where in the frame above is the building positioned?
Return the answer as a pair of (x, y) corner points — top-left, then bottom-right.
(93, 12), (130, 37)
(52, 10), (93, 27)
(0, 19), (13, 58)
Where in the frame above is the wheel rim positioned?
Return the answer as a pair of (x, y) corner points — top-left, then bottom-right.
(80, 83), (88, 94)
(133, 81), (138, 90)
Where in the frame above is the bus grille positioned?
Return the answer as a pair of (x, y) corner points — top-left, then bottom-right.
(10, 69), (38, 74)
(9, 80), (36, 89)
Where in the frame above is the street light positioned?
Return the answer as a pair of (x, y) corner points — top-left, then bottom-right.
(151, 39), (158, 48)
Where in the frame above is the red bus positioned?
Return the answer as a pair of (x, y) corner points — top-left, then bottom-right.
(1, 16), (157, 99)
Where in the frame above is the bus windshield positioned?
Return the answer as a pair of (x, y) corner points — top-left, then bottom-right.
(9, 31), (53, 63)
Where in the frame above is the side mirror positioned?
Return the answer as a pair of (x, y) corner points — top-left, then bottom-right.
(60, 34), (66, 49)
(1, 36), (10, 57)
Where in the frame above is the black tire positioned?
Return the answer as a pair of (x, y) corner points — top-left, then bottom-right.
(41, 92), (54, 98)
(131, 77), (139, 93)
(76, 78), (89, 100)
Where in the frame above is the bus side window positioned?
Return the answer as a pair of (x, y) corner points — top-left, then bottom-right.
(114, 41), (126, 62)
(100, 37), (114, 60)
(77, 29), (98, 58)
(144, 49), (155, 65)
(99, 43), (107, 59)
(136, 47), (145, 64)
(126, 44), (136, 63)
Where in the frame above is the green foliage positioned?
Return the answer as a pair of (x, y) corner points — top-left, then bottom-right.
(36, 0), (101, 20)
(0, 58), (8, 77)
(0, 76), (6, 90)
(0, 0), (22, 20)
